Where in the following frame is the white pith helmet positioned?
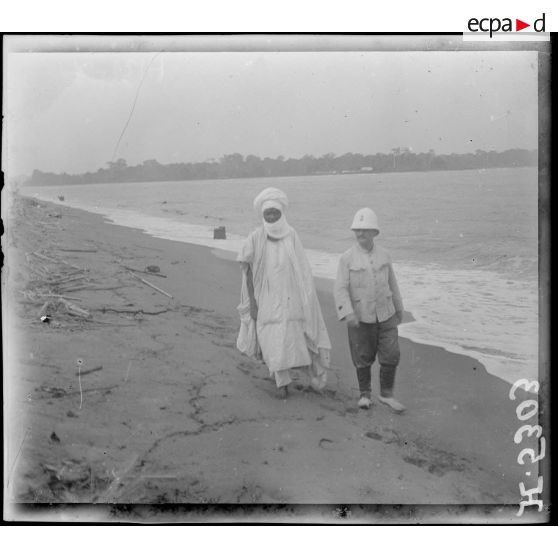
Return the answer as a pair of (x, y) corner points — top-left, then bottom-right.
(350, 207), (379, 231)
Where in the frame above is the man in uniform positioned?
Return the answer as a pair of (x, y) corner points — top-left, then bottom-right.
(334, 207), (406, 412)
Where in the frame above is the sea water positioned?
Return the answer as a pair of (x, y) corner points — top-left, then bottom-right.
(22, 167), (539, 386)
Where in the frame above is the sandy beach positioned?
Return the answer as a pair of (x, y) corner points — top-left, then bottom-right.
(3, 195), (544, 523)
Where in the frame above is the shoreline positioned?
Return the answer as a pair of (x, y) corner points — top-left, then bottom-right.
(19, 189), (536, 387)
(4, 195), (544, 516)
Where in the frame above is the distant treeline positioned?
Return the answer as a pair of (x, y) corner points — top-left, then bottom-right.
(26, 148), (537, 186)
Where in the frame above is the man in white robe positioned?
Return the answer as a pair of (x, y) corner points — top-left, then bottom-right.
(236, 187), (331, 397)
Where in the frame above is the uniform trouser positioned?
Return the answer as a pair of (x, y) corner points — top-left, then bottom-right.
(347, 313), (400, 398)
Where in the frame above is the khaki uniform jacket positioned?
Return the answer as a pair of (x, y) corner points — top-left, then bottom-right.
(334, 243), (403, 323)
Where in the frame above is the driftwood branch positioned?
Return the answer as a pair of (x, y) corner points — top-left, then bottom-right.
(30, 251), (82, 270)
(30, 251), (58, 263)
(61, 299), (90, 318)
(63, 285), (128, 293)
(90, 307), (175, 316)
(25, 262), (51, 277)
(44, 274), (88, 286)
(128, 272), (173, 299)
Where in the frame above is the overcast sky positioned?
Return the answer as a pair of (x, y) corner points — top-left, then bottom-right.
(5, 45), (538, 176)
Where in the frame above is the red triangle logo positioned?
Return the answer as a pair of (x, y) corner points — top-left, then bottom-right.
(516, 19), (530, 31)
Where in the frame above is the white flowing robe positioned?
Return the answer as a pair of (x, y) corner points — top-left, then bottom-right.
(236, 226), (331, 388)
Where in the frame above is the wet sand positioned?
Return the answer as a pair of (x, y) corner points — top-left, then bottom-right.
(3, 195), (544, 522)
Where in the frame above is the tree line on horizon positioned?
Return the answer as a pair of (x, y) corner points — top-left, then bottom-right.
(26, 147), (537, 186)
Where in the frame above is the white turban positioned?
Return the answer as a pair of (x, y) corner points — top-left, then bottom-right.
(253, 187), (289, 214)
(253, 187), (291, 239)
(261, 199), (281, 211)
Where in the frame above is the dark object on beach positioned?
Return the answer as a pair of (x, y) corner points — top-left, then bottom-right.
(50, 431), (61, 443)
(58, 196), (65, 201)
(146, 265), (160, 273)
(39, 301), (52, 324)
(214, 226), (226, 239)
(121, 265), (167, 278)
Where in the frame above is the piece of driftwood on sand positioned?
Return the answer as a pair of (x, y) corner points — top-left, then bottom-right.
(128, 271), (173, 299)
(29, 251), (82, 270)
(44, 274), (89, 286)
(61, 299), (91, 318)
(63, 284), (129, 293)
